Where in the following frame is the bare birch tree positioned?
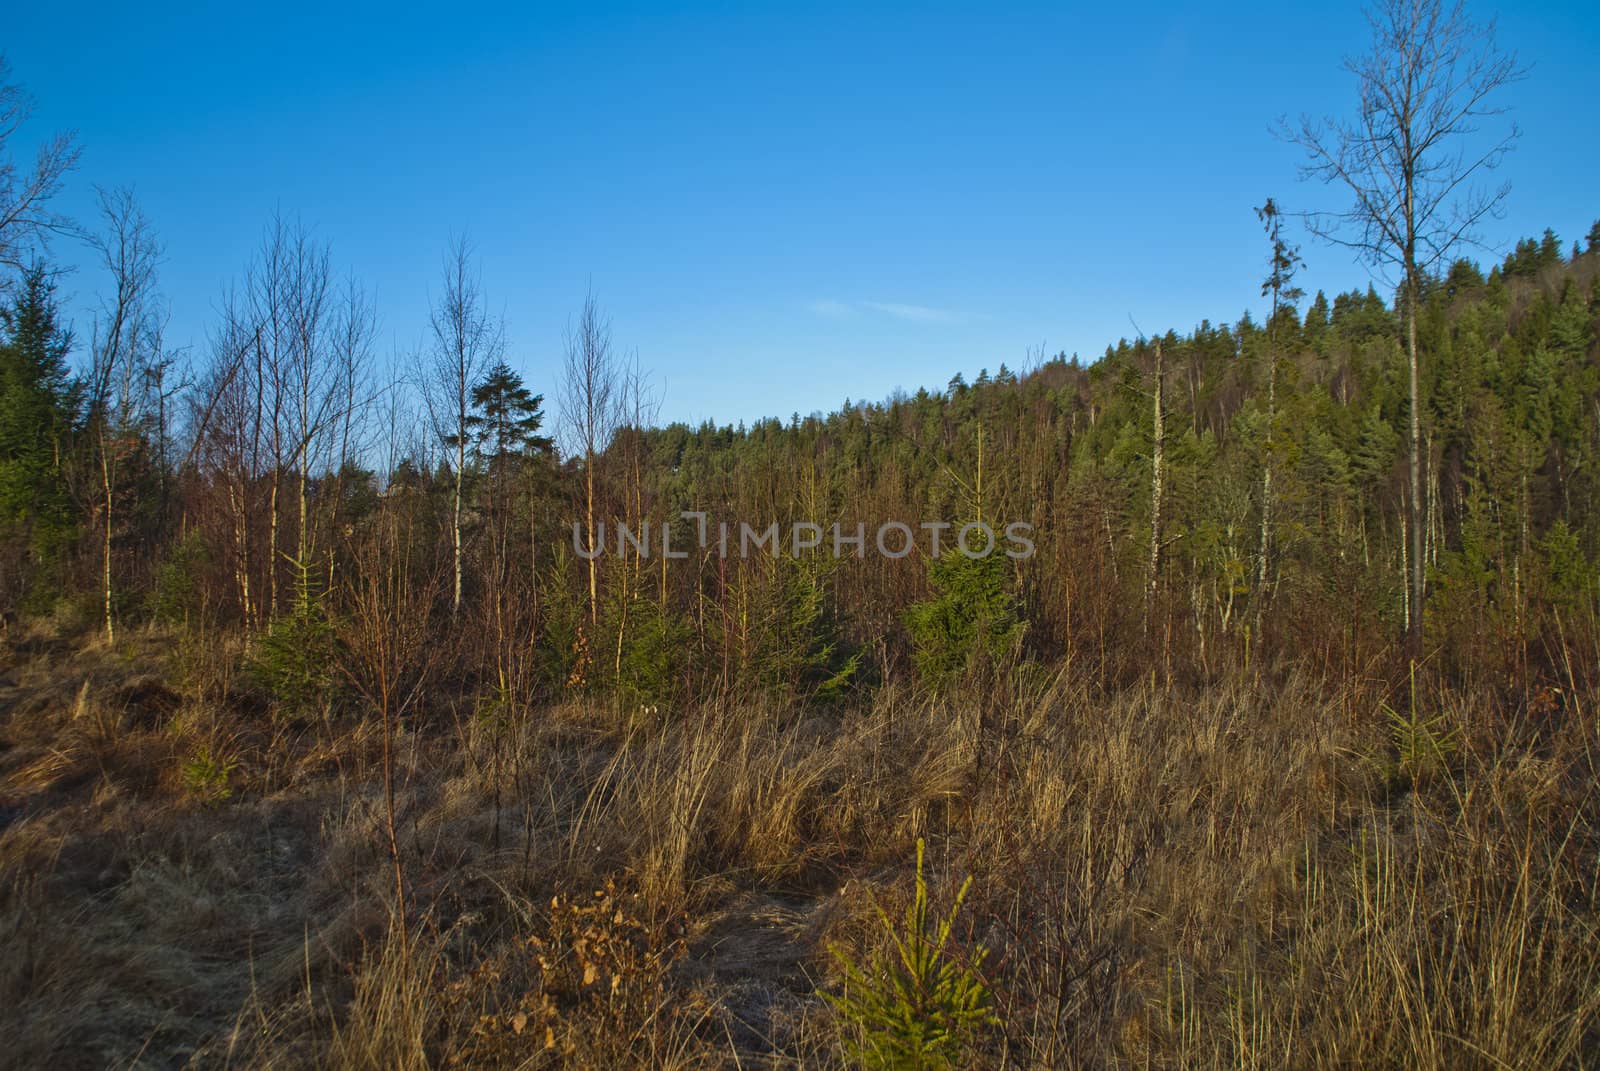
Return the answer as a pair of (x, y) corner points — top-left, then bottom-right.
(245, 222), (290, 622)
(322, 275), (378, 592)
(1282, 0), (1523, 653)
(85, 187), (162, 645)
(559, 292), (621, 627)
(1148, 338), (1164, 616)
(192, 295), (260, 627)
(232, 215), (341, 622)
(283, 227), (335, 614)
(189, 218), (359, 631)
(613, 353), (660, 676)
(417, 236), (502, 617)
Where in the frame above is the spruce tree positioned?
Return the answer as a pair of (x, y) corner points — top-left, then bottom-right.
(0, 263), (76, 536)
(467, 361), (554, 473)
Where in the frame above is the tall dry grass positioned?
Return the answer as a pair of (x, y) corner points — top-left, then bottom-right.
(0, 617), (1596, 1067)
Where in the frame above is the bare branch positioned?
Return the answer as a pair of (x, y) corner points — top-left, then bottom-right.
(0, 57), (81, 274)
(1279, 0), (1526, 284)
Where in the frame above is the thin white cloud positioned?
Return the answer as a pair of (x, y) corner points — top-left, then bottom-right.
(806, 299), (965, 325)
(860, 301), (963, 325)
(806, 299), (857, 318)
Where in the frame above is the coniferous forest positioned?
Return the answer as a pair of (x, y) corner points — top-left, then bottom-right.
(3, 3), (1599, 1068)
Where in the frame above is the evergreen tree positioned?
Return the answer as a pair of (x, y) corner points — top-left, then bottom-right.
(906, 550), (1024, 690)
(467, 361), (554, 473)
(0, 263), (77, 544)
(1303, 291), (1331, 345)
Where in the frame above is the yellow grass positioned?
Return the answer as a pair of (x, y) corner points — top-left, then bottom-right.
(1, 620), (1596, 1067)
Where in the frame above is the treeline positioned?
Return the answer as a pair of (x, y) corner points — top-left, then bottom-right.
(4, 187), (1599, 712)
(611, 224), (1600, 697)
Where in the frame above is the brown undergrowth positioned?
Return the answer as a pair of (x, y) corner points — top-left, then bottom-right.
(1, 618), (1596, 1068)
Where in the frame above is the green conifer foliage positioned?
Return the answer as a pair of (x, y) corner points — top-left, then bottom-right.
(906, 550), (1023, 691)
(0, 264), (77, 602)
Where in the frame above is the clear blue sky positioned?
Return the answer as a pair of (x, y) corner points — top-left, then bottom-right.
(7, 1), (1597, 428)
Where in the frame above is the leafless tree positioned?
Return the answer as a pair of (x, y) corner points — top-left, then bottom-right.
(337, 488), (444, 964)
(188, 218), (362, 630)
(225, 215), (351, 622)
(559, 292), (622, 626)
(243, 221), (292, 622)
(142, 346), (186, 520)
(0, 57), (79, 274)
(322, 275), (378, 592)
(1282, 0), (1523, 652)
(86, 187), (163, 645)
(191, 294), (260, 626)
(251, 217), (341, 621)
(374, 371), (425, 488)
(612, 352), (661, 676)
(416, 236), (502, 616)
(282, 225), (335, 613)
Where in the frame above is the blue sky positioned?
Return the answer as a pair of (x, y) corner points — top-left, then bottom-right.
(7, 1), (1597, 427)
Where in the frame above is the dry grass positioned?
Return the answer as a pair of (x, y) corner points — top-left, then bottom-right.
(1, 618), (1597, 1067)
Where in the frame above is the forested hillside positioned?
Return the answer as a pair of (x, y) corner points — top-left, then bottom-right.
(8, 222), (1598, 702)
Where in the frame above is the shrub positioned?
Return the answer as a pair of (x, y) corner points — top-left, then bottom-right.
(828, 839), (997, 1069)
(179, 744), (237, 804)
(1383, 699), (1460, 786)
(905, 551), (1024, 691)
(246, 607), (341, 718)
(440, 876), (692, 1066)
(150, 530), (211, 626)
(614, 598), (691, 713)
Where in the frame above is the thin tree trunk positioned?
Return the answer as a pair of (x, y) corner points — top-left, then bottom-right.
(379, 674), (408, 964)
(1400, 499), (1411, 634)
(1148, 340), (1165, 615)
(452, 346), (467, 617)
(586, 458), (597, 625)
(453, 447), (464, 616)
(1406, 216), (1425, 657)
(268, 472), (280, 621)
(1257, 346), (1275, 628)
(229, 480), (252, 627)
(297, 460), (309, 611)
(155, 373), (169, 519)
(297, 358), (315, 613)
(101, 432), (115, 645)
